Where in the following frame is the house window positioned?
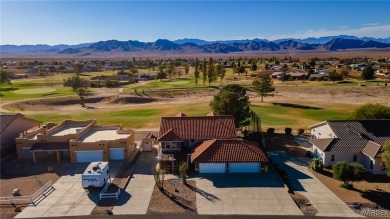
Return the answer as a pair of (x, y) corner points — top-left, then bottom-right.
(353, 155), (357, 162)
(370, 160), (373, 169)
(190, 139), (195, 143)
(331, 155), (335, 162)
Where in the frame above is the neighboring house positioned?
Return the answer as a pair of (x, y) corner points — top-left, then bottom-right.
(16, 120), (135, 163)
(287, 72), (308, 80)
(0, 113), (41, 156)
(309, 120), (390, 175)
(157, 113), (269, 173)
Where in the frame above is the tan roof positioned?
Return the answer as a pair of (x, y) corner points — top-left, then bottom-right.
(191, 139), (269, 163)
(362, 141), (382, 158)
(309, 138), (334, 151)
(158, 115), (236, 141)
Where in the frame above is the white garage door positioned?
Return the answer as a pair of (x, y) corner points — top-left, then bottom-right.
(109, 148), (125, 160)
(229, 162), (260, 173)
(199, 163), (226, 173)
(76, 150), (103, 163)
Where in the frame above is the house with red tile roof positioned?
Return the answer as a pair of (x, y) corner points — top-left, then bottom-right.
(157, 113), (269, 173)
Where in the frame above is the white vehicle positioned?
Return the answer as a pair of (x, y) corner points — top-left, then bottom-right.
(82, 162), (110, 188)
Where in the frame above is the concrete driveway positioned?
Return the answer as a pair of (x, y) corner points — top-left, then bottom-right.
(15, 161), (123, 218)
(194, 168), (303, 215)
(112, 149), (158, 215)
(269, 151), (360, 217)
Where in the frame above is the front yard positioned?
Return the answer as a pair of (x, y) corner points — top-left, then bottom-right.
(147, 179), (196, 214)
(0, 159), (69, 219)
(311, 168), (390, 214)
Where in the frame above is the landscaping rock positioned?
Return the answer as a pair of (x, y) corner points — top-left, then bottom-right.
(12, 188), (20, 196)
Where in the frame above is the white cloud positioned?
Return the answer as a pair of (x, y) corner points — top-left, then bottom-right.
(261, 24), (390, 40)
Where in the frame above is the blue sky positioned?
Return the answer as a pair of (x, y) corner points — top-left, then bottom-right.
(1, 1), (390, 45)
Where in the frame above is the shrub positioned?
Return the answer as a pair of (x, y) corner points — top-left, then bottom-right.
(104, 79), (120, 88)
(297, 128), (305, 135)
(351, 103), (390, 120)
(285, 128), (292, 135)
(333, 161), (368, 188)
(267, 128), (275, 135)
(310, 158), (323, 171)
(155, 71), (167, 79)
(178, 162), (188, 184)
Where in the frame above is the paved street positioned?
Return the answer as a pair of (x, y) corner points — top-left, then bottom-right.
(15, 161), (123, 218)
(194, 169), (303, 215)
(112, 149), (158, 215)
(268, 151), (360, 217)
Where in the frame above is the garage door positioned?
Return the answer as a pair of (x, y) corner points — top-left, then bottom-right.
(199, 163), (226, 173)
(109, 148), (125, 160)
(229, 162), (260, 173)
(75, 150), (103, 163)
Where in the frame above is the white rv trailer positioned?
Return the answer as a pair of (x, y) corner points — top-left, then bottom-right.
(82, 162), (110, 188)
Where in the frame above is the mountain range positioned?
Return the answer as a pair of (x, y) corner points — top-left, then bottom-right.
(1, 36), (390, 55)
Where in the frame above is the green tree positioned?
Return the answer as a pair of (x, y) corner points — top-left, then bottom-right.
(381, 140), (390, 176)
(178, 162), (188, 184)
(328, 70), (343, 83)
(351, 103), (390, 119)
(73, 64), (83, 76)
(333, 161), (368, 188)
(184, 63), (190, 75)
(362, 64), (375, 81)
(250, 62), (258, 73)
(194, 58), (200, 86)
(75, 87), (87, 108)
(216, 64), (226, 82)
(207, 57), (216, 86)
(252, 75), (275, 102)
(209, 84), (251, 128)
(0, 69), (12, 86)
(237, 66), (245, 75)
(201, 59), (207, 85)
(166, 63), (176, 79)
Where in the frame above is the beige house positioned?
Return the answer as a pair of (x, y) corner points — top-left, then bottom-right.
(16, 120), (135, 163)
(0, 113), (41, 156)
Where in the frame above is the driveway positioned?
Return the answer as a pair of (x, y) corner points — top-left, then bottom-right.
(112, 149), (158, 215)
(194, 168), (303, 215)
(268, 151), (360, 217)
(15, 161), (123, 218)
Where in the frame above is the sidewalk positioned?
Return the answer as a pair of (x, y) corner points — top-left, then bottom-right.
(268, 151), (361, 217)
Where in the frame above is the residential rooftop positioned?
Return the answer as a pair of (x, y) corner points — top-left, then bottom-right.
(77, 128), (130, 142)
(49, 124), (88, 136)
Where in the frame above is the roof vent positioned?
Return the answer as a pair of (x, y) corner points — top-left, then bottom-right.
(176, 112), (187, 117)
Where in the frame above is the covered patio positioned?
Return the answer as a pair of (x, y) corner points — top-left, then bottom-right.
(30, 142), (70, 163)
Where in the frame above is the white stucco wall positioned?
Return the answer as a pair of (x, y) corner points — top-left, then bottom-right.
(362, 153), (386, 175)
(311, 123), (336, 139)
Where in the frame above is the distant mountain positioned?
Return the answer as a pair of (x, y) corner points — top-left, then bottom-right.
(321, 38), (390, 51)
(0, 43), (94, 52)
(2, 36), (390, 55)
(274, 35), (390, 44)
(173, 38), (268, 45)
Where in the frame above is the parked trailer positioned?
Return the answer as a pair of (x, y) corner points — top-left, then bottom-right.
(82, 162), (110, 188)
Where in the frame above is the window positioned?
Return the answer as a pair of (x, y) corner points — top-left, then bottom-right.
(370, 160), (373, 169)
(331, 155), (335, 162)
(190, 139), (195, 143)
(353, 155), (357, 162)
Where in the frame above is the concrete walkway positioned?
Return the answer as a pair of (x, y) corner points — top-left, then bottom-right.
(268, 151), (360, 217)
(193, 169), (302, 215)
(112, 149), (158, 215)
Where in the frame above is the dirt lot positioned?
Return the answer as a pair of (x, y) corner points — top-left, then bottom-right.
(265, 133), (308, 157)
(147, 179), (196, 214)
(311, 168), (390, 215)
(289, 191), (318, 216)
(0, 159), (69, 219)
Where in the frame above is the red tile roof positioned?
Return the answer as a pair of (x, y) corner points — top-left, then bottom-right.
(158, 129), (184, 142)
(0, 113), (40, 133)
(158, 115), (236, 141)
(30, 142), (69, 151)
(191, 139), (269, 163)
